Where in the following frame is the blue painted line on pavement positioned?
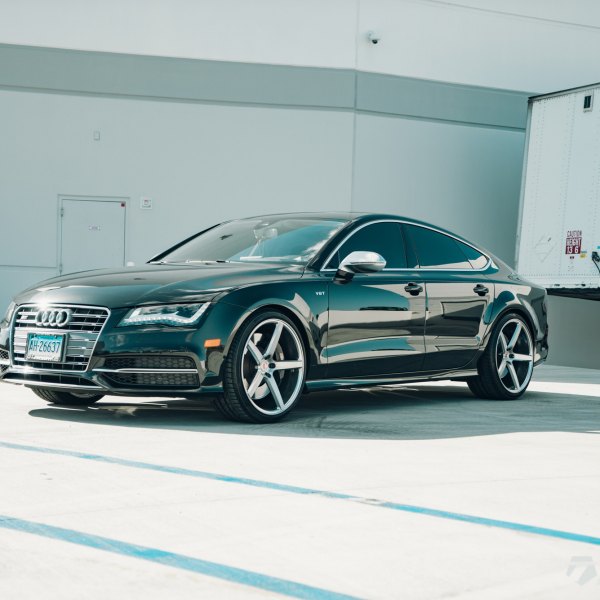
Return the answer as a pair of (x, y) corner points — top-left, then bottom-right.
(0, 514), (359, 600)
(2, 440), (600, 547)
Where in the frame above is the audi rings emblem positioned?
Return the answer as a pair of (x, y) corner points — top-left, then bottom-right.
(35, 308), (72, 328)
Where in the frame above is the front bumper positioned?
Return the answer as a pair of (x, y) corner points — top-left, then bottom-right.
(0, 354), (223, 397)
(0, 301), (243, 397)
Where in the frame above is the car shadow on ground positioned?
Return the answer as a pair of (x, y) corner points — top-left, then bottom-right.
(27, 382), (600, 440)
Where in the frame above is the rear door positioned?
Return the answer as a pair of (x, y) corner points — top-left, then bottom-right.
(324, 221), (426, 378)
(404, 224), (492, 371)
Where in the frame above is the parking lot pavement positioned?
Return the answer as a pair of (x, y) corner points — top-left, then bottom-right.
(1, 364), (599, 599)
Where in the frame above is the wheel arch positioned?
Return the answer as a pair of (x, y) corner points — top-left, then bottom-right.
(472, 304), (536, 399)
(483, 304), (535, 350)
(221, 301), (318, 374)
(249, 303), (312, 360)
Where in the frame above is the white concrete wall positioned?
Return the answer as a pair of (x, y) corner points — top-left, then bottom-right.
(0, 83), (523, 310)
(358, 0), (600, 92)
(3, 0), (600, 92)
(0, 89), (354, 310)
(546, 296), (600, 369)
(352, 113), (525, 262)
(0, 0), (358, 68)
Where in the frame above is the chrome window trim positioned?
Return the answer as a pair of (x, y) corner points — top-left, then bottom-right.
(320, 219), (491, 273)
(10, 303), (112, 370)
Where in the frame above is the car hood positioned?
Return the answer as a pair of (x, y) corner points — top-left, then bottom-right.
(14, 262), (306, 309)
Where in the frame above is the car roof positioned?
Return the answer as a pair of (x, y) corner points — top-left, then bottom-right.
(240, 211), (477, 246)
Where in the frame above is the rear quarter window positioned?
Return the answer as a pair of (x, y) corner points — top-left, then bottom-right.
(406, 225), (473, 269)
(455, 240), (489, 269)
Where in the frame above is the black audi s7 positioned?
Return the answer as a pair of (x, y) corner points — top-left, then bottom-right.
(0, 213), (548, 422)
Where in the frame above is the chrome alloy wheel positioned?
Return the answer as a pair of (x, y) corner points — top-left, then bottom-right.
(241, 318), (305, 415)
(495, 318), (533, 393)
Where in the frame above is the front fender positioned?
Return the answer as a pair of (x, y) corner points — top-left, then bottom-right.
(213, 279), (329, 379)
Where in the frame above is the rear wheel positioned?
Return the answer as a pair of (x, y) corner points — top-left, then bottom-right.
(219, 311), (306, 423)
(31, 388), (104, 406)
(467, 313), (534, 400)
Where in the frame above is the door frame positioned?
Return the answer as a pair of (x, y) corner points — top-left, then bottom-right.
(57, 195), (128, 275)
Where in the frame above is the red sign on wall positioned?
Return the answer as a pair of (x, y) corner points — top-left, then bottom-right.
(565, 229), (582, 255)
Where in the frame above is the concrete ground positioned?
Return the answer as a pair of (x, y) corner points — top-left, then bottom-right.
(1, 365), (599, 599)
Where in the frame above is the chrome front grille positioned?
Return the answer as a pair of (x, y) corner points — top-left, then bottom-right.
(11, 305), (110, 371)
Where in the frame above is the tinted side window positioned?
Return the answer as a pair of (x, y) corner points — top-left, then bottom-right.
(455, 240), (488, 269)
(326, 222), (407, 269)
(406, 225), (472, 269)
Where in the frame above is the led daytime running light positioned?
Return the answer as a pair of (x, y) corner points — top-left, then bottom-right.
(119, 303), (209, 327)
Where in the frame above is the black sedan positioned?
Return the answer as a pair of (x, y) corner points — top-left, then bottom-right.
(0, 213), (548, 422)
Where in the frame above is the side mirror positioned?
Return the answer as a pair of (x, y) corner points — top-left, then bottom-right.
(337, 251), (386, 275)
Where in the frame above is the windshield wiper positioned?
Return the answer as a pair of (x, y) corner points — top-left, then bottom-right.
(149, 259), (229, 265)
(184, 259), (229, 264)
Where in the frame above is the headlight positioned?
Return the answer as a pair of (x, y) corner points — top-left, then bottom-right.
(2, 301), (16, 325)
(119, 303), (209, 327)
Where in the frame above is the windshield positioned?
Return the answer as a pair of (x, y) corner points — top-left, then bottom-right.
(157, 216), (348, 265)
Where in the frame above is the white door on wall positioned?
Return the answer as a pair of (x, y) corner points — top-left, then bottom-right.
(59, 197), (127, 275)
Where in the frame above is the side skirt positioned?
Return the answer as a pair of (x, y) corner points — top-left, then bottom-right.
(304, 369), (479, 392)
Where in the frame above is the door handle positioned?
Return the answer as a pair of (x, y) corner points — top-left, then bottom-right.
(404, 282), (423, 296)
(473, 284), (489, 296)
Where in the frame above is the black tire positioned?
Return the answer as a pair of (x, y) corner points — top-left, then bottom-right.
(31, 387), (104, 406)
(212, 394), (243, 421)
(219, 311), (306, 423)
(466, 376), (490, 399)
(468, 312), (534, 400)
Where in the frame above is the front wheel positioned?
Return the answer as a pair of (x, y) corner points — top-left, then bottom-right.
(216, 311), (306, 423)
(467, 313), (534, 400)
(31, 387), (104, 405)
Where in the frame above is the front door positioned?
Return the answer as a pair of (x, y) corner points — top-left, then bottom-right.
(326, 272), (426, 377)
(323, 221), (426, 378)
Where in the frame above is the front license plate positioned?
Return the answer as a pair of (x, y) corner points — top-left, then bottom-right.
(25, 333), (65, 362)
